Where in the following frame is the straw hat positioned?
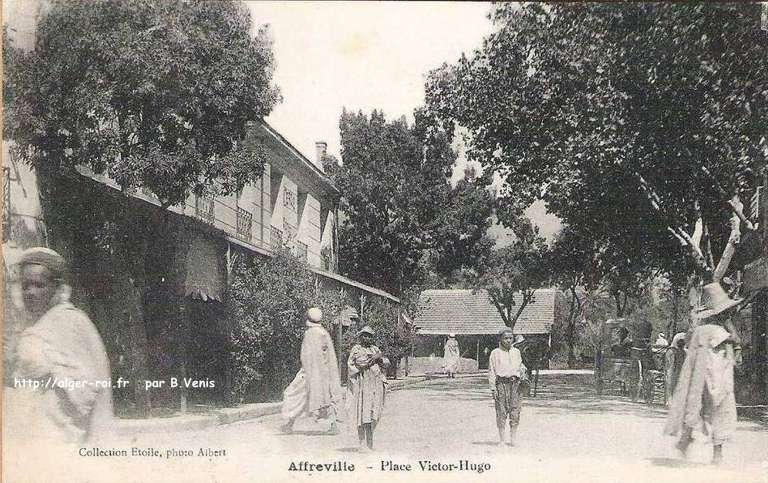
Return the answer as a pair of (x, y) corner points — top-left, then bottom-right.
(448, 333), (456, 338)
(358, 325), (375, 336)
(691, 282), (743, 320)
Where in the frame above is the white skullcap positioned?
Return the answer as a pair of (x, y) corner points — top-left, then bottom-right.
(307, 307), (323, 322)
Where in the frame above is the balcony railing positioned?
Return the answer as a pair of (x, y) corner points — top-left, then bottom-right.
(195, 195), (215, 224)
(236, 207), (252, 242)
(270, 226), (283, 250)
(296, 241), (308, 262)
(284, 221), (297, 241)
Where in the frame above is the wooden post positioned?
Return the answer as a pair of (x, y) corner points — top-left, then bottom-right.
(179, 300), (190, 414)
(336, 320), (344, 381)
(476, 338), (480, 365)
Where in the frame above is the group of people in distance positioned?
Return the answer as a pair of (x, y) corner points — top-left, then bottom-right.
(280, 309), (530, 450)
(280, 308), (390, 450)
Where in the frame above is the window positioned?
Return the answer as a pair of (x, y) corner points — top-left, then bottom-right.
(195, 195), (215, 224)
(283, 189), (296, 212)
(236, 207), (252, 242)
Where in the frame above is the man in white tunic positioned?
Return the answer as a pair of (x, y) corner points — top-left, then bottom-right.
(280, 307), (342, 434)
(488, 328), (527, 446)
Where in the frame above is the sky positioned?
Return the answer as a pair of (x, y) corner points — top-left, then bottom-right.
(245, 1), (561, 241)
(245, 1), (494, 160)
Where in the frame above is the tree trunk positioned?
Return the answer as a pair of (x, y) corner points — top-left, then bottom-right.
(566, 287), (579, 369)
(37, 171), (153, 416)
(112, 226), (152, 417)
(668, 286), (680, 338)
(613, 291), (625, 318)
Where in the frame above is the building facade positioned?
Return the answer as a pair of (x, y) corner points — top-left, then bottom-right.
(2, 1), (401, 414)
(412, 289), (564, 372)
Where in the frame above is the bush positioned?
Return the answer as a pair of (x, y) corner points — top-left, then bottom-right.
(228, 247), (347, 402)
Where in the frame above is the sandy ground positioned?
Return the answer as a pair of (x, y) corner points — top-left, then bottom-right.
(4, 374), (767, 483)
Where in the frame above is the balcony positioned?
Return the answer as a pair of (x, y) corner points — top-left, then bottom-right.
(270, 226), (283, 251)
(284, 221), (297, 241)
(195, 195), (215, 224)
(235, 207), (253, 243)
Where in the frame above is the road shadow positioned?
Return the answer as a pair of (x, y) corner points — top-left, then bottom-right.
(471, 441), (502, 446)
(277, 430), (337, 437)
(646, 457), (707, 468)
(408, 374), (672, 418)
(336, 447), (365, 453)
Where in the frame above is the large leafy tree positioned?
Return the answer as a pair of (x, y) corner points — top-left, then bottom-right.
(5, 0), (279, 203)
(473, 218), (550, 333)
(333, 109), (495, 297)
(4, 0), (280, 415)
(426, 3), (767, 290)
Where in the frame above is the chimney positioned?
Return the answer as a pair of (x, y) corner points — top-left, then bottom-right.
(315, 141), (328, 170)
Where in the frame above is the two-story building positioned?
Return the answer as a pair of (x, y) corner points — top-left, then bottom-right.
(2, 0), (400, 414)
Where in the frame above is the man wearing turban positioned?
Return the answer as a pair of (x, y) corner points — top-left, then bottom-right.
(280, 307), (343, 434)
(6, 247), (113, 444)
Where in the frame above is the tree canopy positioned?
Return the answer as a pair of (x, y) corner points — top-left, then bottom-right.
(4, 0), (281, 206)
(426, 3), (767, 287)
(332, 108), (495, 296)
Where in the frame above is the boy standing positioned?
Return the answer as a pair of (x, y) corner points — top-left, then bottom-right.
(488, 328), (527, 446)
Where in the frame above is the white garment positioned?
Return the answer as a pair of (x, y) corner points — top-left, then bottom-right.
(488, 347), (526, 389)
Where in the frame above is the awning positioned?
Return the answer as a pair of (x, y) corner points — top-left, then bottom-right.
(180, 231), (226, 302)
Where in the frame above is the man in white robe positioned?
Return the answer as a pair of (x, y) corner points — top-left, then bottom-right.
(280, 307), (342, 434)
(5, 247), (113, 444)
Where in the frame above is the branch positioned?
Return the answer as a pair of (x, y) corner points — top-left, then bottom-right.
(488, 293), (510, 326)
(638, 173), (710, 272)
(712, 207), (741, 282)
(701, 165), (757, 232)
(511, 289), (534, 326)
(702, 223), (715, 271)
